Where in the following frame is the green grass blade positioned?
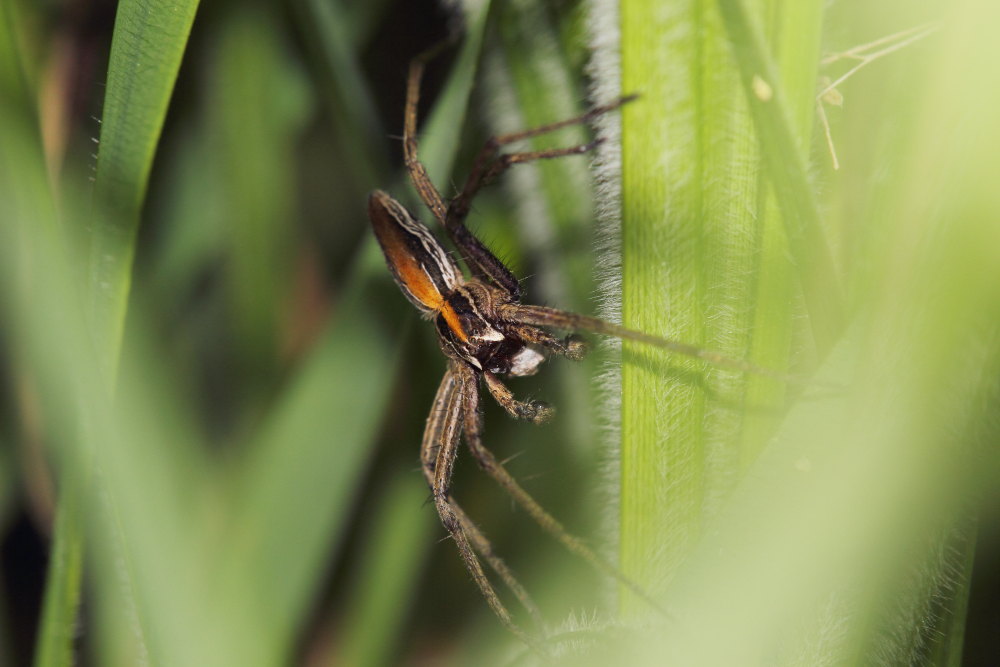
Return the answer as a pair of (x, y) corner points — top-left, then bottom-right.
(332, 475), (434, 667)
(88, 0), (201, 373)
(616, 0), (821, 608)
(0, 8), (85, 665)
(226, 5), (493, 659)
(599, 0), (999, 662)
(210, 8), (311, 384)
(492, 0), (591, 259)
(33, 486), (83, 667)
(737, 0), (824, 467)
(293, 0), (389, 189)
(925, 527), (976, 667)
(716, 0), (843, 352)
(0, 102), (221, 666)
(417, 0), (492, 189)
(483, 0), (602, 525)
(225, 250), (406, 663)
(72, 1), (200, 661)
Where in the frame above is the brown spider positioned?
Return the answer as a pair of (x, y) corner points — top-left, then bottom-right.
(368, 53), (797, 649)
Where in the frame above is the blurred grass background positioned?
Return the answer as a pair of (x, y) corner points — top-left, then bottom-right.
(0, 0), (998, 665)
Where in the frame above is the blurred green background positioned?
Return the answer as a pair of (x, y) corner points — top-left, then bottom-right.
(1, 0), (999, 665)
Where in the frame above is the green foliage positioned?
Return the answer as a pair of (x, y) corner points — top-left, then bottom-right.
(611, 0), (1000, 664)
(1, 0), (998, 664)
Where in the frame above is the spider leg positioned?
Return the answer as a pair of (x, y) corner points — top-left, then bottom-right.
(445, 95), (637, 242)
(455, 364), (669, 616)
(450, 141), (599, 226)
(506, 324), (588, 361)
(440, 97), (633, 298)
(501, 303), (811, 385)
(424, 370), (543, 623)
(422, 368), (546, 647)
(404, 52), (633, 302)
(403, 55), (448, 226)
(483, 371), (553, 424)
(451, 502), (544, 627)
(403, 57), (523, 300)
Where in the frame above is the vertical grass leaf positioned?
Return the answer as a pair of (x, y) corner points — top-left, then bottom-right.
(716, 0), (844, 352)
(226, 3), (494, 660)
(88, 0), (201, 375)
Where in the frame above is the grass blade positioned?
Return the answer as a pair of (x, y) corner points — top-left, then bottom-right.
(0, 7), (85, 666)
(597, 0), (999, 662)
(292, 0), (389, 190)
(615, 0), (824, 607)
(0, 98), (220, 666)
(737, 0), (824, 467)
(225, 250), (406, 663)
(417, 0), (492, 189)
(332, 476), (434, 666)
(88, 0), (201, 372)
(210, 8), (311, 385)
(716, 0), (844, 352)
(33, 491), (83, 667)
(226, 3), (493, 659)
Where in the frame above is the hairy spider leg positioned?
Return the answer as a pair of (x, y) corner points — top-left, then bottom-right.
(502, 303), (809, 385)
(403, 55), (635, 301)
(446, 94), (636, 236)
(454, 364), (670, 617)
(403, 56), (521, 298)
(421, 369), (546, 643)
(452, 503), (544, 627)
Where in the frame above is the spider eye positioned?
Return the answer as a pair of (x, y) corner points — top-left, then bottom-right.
(368, 190), (462, 315)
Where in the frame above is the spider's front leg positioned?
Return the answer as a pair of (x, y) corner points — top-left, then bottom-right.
(402, 51), (634, 301)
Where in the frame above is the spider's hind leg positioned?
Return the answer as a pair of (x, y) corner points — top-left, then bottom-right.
(457, 364), (670, 617)
(452, 502), (544, 627)
(423, 369), (547, 648)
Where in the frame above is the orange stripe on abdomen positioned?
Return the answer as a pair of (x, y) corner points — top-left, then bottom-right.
(384, 242), (445, 311)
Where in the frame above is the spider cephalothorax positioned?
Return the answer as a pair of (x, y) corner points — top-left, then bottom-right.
(369, 188), (586, 424)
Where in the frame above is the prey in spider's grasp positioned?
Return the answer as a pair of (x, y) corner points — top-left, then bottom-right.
(369, 56), (797, 650)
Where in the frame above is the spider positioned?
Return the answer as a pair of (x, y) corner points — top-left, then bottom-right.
(368, 52), (797, 649)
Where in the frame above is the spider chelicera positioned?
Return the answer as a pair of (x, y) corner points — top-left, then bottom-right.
(368, 51), (796, 649)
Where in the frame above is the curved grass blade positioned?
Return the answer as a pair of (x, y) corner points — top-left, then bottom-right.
(26, 0), (201, 663)
(292, 0), (390, 189)
(0, 98), (218, 666)
(88, 0), (201, 376)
